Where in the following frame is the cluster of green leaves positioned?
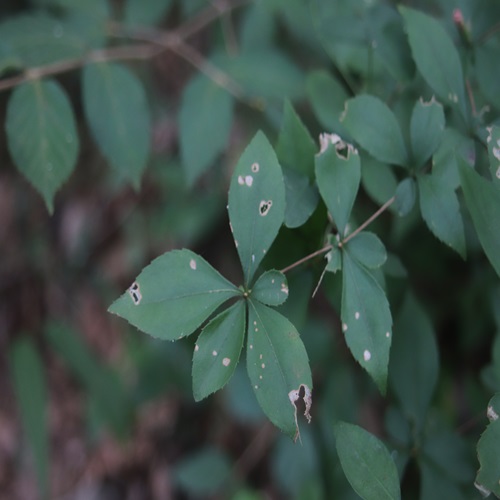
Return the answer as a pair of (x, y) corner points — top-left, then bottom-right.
(4, 0), (500, 498)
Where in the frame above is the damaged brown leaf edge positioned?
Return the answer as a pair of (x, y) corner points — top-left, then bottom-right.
(318, 132), (357, 159)
(288, 383), (313, 443)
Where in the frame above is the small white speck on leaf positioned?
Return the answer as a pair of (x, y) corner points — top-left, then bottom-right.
(288, 384), (313, 443)
(386, 331), (390, 338)
(259, 375), (263, 379)
(261, 363), (265, 369)
(222, 357), (231, 366)
(487, 404), (499, 422)
(238, 175), (245, 185)
(251, 162), (259, 173)
(281, 283), (289, 295)
(255, 385), (258, 390)
(195, 344), (199, 352)
(259, 354), (263, 360)
(363, 350), (371, 361)
(255, 328), (258, 332)
(259, 200), (272, 216)
(253, 321), (257, 326)
(128, 282), (142, 305)
(249, 344), (253, 349)
(212, 350), (217, 356)
(342, 323), (348, 332)
(245, 175), (253, 187)
(252, 254), (255, 263)
(355, 312), (360, 320)
(190, 259), (197, 270)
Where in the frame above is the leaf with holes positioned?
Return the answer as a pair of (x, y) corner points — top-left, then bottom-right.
(179, 74), (234, 185)
(315, 134), (361, 235)
(108, 249), (241, 340)
(410, 97), (445, 168)
(340, 95), (408, 167)
(252, 270), (289, 306)
(192, 301), (246, 401)
(345, 231), (387, 270)
(247, 300), (312, 441)
(486, 125), (500, 187)
(475, 394), (500, 497)
(341, 250), (392, 393)
(228, 131), (286, 285)
(399, 6), (467, 118)
(82, 62), (151, 189)
(458, 158), (500, 277)
(418, 173), (466, 258)
(9, 338), (49, 498)
(5, 79), (79, 213)
(334, 421), (401, 500)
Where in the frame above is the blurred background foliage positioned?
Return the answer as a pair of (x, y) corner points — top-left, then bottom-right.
(0, 0), (499, 498)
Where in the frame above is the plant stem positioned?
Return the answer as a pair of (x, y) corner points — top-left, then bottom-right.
(341, 195), (395, 246)
(280, 196), (396, 274)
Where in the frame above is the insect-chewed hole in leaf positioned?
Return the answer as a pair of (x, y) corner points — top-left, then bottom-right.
(259, 200), (273, 216)
(288, 384), (313, 443)
(128, 282), (142, 305)
(487, 404), (499, 422)
(281, 283), (289, 295)
(318, 132), (357, 160)
(251, 162), (260, 173)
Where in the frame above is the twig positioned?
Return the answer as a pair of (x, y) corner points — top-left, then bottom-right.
(280, 244), (333, 274)
(465, 78), (477, 117)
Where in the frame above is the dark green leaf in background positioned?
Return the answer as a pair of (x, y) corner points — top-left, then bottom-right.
(389, 293), (439, 432)
(5, 79), (79, 212)
(459, 158), (500, 277)
(315, 134), (361, 235)
(82, 62), (151, 189)
(305, 70), (349, 135)
(228, 131), (286, 285)
(276, 100), (316, 178)
(476, 44), (500, 111)
(340, 95), (408, 167)
(417, 173), (466, 258)
(9, 338), (49, 499)
(45, 322), (133, 438)
(247, 300), (312, 440)
(475, 393), (500, 497)
(108, 249), (241, 340)
(410, 97), (445, 168)
(192, 301), (246, 401)
(252, 270), (289, 307)
(123, 0), (172, 26)
(334, 421), (401, 500)
(399, 6), (467, 118)
(486, 125), (500, 187)
(283, 169), (319, 229)
(341, 250), (392, 393)
(179, 74), (234, 185)
(361, 157), (398, 209)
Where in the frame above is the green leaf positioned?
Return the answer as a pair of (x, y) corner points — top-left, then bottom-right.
(305, 69), (349, 133)
(33, 0), (110, 20)
(361, 156), (398, 208)
(394, 178), (416, 217)
(216, 50), (304, 100)
(486, 125), (500, 186)
(458, 158), (500, 277)
(109, 249), (240, 339)
(315, 134), (361, 235)
(276, 100), (316, 178)
(124, 0), (172, 25)
(247, 300), (312, 440)
(334, 421), (401, 500)
(419, 461), (466, 500)
(325, 245), (342, 274)
(5, 79), (79, 213)
(0, 14), (89, 70)
(174, 447), (232, 495)
(179, 74), (234, 185)
(417, 173), (466, 258)
(192, 301), (246, 401)
(399, 7), (467, 117)
(240, 2), (275, 51)
(9, 338), (49, 499)
(340, 95), (408, 166)
(283, 169), (319, 229)
(45, 322), (133, 438)
(475, 394), (500, 497)
(252, 270), (289, 306)
(341, 250), (392, 393)
(410, 97), (445, 168)
(228, 131), (286, 284)
(345, 231), (387, 270)
(476, 44), (500, 111)
(389, 293), (439, 432)
(82, 62), (151, 189)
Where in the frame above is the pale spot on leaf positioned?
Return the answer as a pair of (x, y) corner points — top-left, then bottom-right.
(245, 175), (253, 187)
(222, 357), (231, 367)
(249, 344), (253, 349)
(363, 350), (371, 361)
(251, 162), (259, 173)
(487, 404), (499, 422)
(212, 350), (217, 356)
(238, 175), (245, 185)
(386, 331), (390, 338)
(281, 283), (289, 295)
(355, 311), (360, 320)
(195, 344), (199, 352)
(190, 259), (197, 270)
(342, 323), (348, 332)
(261, 363), (265, 369)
